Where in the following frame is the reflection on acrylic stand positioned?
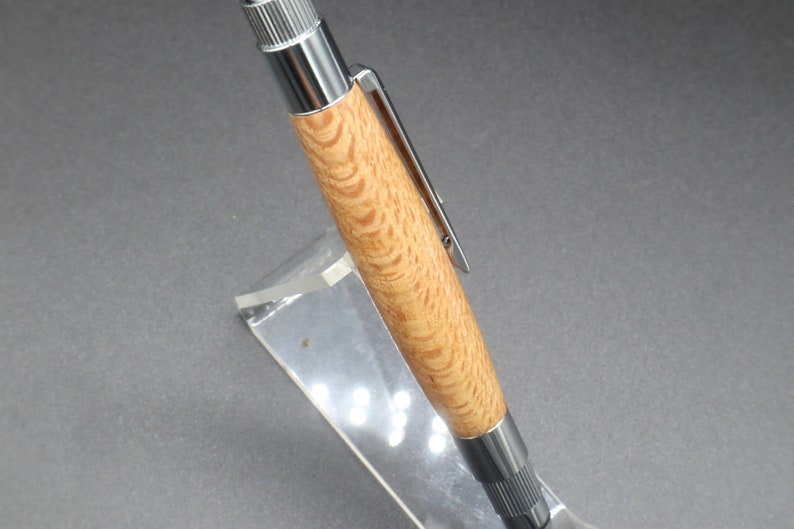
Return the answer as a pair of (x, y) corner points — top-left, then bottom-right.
(236, 228), (595, 529)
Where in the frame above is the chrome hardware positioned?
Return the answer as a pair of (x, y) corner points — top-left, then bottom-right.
(454, 411), (550, 529)
(242, 0), (352, 115)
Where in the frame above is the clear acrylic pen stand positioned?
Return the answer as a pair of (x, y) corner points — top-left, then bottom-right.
(236, 228), (589, 529)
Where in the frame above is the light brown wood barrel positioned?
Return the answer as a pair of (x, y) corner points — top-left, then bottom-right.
(290, 84), (506, 438)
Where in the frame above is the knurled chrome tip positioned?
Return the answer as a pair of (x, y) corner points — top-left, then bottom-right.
(241, 0), (320, 49)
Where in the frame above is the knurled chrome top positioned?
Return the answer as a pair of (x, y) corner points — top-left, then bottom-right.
(241, 0), (320, 50)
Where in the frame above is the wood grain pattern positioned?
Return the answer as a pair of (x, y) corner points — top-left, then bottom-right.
(291, 84), (506, 438)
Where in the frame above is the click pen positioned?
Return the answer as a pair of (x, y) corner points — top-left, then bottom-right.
(238, 1), (550, 527)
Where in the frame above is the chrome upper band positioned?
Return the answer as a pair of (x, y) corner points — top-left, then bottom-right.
(259, 18), (352, 114)
(454, 411), (550, 529)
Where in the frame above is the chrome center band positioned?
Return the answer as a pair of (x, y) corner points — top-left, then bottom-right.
(454, 411), (550, 529)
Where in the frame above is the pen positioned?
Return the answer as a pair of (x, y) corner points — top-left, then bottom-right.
(238, 1), (550, 527)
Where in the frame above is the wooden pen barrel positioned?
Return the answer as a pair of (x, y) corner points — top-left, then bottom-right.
(291, 84), (506, 438)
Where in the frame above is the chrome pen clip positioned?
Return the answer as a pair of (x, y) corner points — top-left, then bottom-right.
(349, 64), (470, 273)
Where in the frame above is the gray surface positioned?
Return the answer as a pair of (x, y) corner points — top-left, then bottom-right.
(2, 0), (792, 528)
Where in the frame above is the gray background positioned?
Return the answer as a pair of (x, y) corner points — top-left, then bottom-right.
(2, 0), (792, 528)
